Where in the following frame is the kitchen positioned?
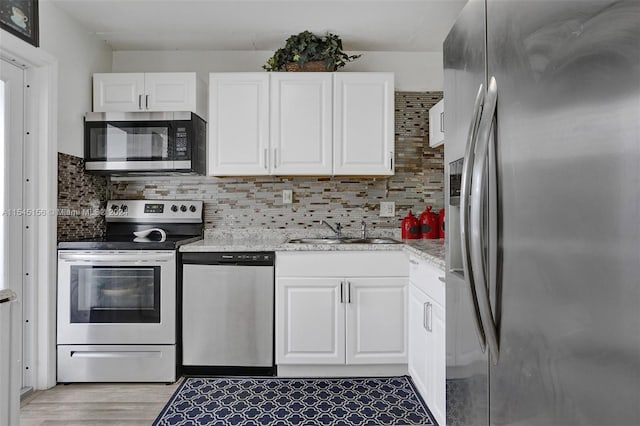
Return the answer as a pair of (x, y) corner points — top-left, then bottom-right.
(1, 1), (639, 425)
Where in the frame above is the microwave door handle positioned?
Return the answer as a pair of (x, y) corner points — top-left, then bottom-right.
(460, 83), (487, 353)
(470, 76), (500, 365)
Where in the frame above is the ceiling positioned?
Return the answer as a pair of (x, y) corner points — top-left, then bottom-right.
(50, 0), (467, 52)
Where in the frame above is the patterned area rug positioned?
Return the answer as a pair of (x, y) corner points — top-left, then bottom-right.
(153, 376), (437, 426)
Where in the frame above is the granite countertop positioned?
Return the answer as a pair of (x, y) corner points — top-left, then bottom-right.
(180, 230), (445, 270)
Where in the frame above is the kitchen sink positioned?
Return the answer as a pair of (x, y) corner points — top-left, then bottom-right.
(286, 237), (402, 245)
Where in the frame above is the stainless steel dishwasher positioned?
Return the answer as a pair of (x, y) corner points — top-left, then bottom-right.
(180, 252), (275, 375)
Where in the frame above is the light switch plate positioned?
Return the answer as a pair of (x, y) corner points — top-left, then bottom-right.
(379, 201), (395, 217)
(282, 189), (293, 204)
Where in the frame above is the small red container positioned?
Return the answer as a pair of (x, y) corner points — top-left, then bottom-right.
(419, 206), (440, 239)
(439, 208), (446, 239)
(401, 210), (421, 239)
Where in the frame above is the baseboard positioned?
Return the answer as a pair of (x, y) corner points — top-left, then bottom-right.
(276, 364), (408, 377)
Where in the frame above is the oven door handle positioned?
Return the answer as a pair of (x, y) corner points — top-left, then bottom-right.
(58, 253), (175, 262)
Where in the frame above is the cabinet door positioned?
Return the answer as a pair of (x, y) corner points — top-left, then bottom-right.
(270, 73), (333, 175)
(208, 73), (269, 176)
(345, 277), (407, 364)
(93, 73), (145, 112)
(429, 99), (445, 147)
(333, 73), (394, 175)
(429, 299), (446, 426)
(276, 277), (345, 364)
(408, 285), (430, 401)
(144, 73), (196, 112)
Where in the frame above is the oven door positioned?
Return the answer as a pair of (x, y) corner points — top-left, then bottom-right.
(57, 251), (176, 345)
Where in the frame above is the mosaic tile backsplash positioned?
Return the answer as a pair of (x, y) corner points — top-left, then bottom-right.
(109, 92), (444, 233)
(57, 153), (108, 241)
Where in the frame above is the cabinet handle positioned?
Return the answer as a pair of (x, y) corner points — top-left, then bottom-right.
(340, 281), (344, 304)
(438, 276), (445, 283)
(409, 258), (419, 265)
(138, 94), (143, 110)
(347, 281), (351, 303)
(423, 302), (428, 330)
(440, 111), (444, 133)
(426, 302), (433, 332)
(264, 148), (268, 170)
(273, 148), (278, 169)
(389, 151), (394, 171)
(145, 94), (149, 109)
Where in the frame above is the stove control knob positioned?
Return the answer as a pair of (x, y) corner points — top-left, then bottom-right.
(171, 205), (178, 212)
(180, 205), (187, 212)
(120, 204), (128, 212)
(189, 205), (197, 213)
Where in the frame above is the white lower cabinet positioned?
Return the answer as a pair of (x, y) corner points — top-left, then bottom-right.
(276, 251), (408, 369)
(276, 278), (345, 364)
(408, 257), (446, 426)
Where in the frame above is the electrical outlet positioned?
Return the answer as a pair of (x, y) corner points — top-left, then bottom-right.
(379, 201), (395, 217)
(282, 189), (293, 205)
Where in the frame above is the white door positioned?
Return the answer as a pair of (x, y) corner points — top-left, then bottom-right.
(429, 298), (446, 426)
(144, 73), (196, 112)
(408, 285), (429, 400)
(345, 277), (407, 364)
(93, 73), (145, 112)
(208, 73), (269, 176)
(276, 277), (345, 364)
(0, 59), (25, 426)
(333, 73), (394, 175)
(270, 73), (333, 175)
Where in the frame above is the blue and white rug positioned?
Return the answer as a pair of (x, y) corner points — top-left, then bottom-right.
(153, 376), (437, 426)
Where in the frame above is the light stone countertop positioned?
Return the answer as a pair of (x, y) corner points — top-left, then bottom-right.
(180, 229), (445, 270)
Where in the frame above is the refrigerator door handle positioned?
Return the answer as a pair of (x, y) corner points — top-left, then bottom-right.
(470, 76), (500, 365)
(460, 84), (488, 353)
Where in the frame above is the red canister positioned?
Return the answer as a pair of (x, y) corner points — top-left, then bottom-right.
(401, 210), (421, 239)
(439, 208), (445, 239)
(419, 206), (440, 239)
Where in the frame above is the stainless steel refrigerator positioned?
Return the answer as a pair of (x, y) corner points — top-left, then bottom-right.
(443, 1), (640, 425)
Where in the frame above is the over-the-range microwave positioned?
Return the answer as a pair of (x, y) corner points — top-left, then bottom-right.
(84, 111), (206, 175)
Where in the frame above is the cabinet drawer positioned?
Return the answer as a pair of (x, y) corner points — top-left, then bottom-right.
(276, 251), (408, 277)
(409, 256), (445, 306)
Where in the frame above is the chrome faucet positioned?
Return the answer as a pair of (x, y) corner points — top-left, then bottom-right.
(361, 220), (367, 239)
(321, 220), (342, 238)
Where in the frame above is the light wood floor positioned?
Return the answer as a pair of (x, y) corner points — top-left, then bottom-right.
(20, 379), (183, 426)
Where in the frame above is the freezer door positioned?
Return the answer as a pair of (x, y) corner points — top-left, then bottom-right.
(486, 0), (640, 425)
(444, 0), (490, 425)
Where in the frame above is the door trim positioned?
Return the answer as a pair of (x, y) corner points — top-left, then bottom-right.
(1, 31), (59, 390)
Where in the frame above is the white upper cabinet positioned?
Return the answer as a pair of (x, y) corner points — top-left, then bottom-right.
(333, 73), (394, 175)
(93, 73), (145, 112)
(93, 72), (205, 117)
(207, 72), (394, 177)
(270, 73), (333, 175)
(208, 73), (269, 176)
(429, 99), (445, 148)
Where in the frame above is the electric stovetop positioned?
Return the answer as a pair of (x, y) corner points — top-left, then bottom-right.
(57, 235), (203, 251)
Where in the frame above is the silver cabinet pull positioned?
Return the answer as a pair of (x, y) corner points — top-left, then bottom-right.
(273, 148), (278, 169)
(423, 302), (428, 330)
(426, 302), (433, 332)
(347, 281), (351, 303)
(470, 76), (500, 365)
(460, 83), (487, 354)
(440, 111), (444, 133)
(340, 281), (344, 304)
(138, 94), (143, 110)
(389, 151), (394, 171)
(264, 148), (268, 170)
(438, 276), (445, 283)
(409, 258), (419, 265)
(145, 94), (149, 109)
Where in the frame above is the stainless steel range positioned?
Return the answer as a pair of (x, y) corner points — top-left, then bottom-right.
(56, 200), (203, 383)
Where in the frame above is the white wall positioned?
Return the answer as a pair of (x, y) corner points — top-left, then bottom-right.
(112, 50), (443, 91)
(38, 1), (112, 157)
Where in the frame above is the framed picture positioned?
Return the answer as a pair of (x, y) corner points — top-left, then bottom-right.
(0, 0), (39, 47)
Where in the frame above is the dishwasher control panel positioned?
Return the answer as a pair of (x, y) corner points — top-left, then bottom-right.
(182, 252), (275, 266)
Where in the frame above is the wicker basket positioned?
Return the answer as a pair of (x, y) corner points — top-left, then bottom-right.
(285, 61), (333, 72)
